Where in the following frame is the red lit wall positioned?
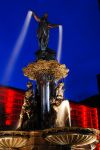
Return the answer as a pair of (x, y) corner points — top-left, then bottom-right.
(97, 108), (100, 129)
(70, 102), (99, 129)
(96, 144), (100, 150)
(0, 86), (24, 128)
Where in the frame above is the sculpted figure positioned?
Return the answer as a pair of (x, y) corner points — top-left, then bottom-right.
(32, 11), (59, 50)
(50, 82), (71, 127)
(56, 82), (64, 100)
(17, 81), (36, 130)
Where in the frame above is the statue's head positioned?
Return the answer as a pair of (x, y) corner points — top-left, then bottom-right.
(58, 82), (64, 88)
(44, 13), (48, 19)
(27, 81), (33, 88)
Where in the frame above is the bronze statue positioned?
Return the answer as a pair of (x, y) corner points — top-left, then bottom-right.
(32, 11), (59, 51)
(50, 82), (70, 127)
(56, 82), (64, 100)
(17, 81), (36, 130)
(51, 82), (64, 106)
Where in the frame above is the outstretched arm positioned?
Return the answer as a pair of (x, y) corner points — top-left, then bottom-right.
(32, 12), (41, 22)
(48, 23), (60, 28)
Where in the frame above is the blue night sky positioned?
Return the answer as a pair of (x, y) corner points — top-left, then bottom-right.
(0, 0), (100, 101)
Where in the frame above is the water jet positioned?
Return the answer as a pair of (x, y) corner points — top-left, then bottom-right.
(3, 11), (32, 84)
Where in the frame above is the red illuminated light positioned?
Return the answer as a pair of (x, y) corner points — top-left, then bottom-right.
(5, 120), (11, 126)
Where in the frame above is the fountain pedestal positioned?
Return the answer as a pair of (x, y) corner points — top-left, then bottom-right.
(23, 59), (69, 129)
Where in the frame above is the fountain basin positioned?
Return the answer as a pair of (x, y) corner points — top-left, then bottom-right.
(43, 127), (99, 148)
(0, 131), (32, 149)
(0, 128), (99, 150)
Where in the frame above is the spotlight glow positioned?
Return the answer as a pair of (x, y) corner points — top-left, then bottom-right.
(3, 11), (32, 83)
(57, 25), (63, 63)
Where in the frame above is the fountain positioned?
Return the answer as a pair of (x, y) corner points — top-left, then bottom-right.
(0, 11), (99, 150)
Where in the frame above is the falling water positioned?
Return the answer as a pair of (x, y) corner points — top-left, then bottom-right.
(3, 11), (32, 83)
(45, 81), (50, 112)
(56, 100), (71, 127)
(57, 26), (71, 126)
(67, 100), (71, 127)
(57, 25), (63, 63)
